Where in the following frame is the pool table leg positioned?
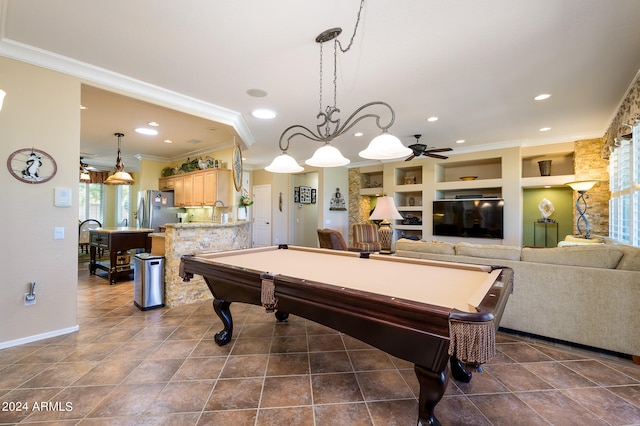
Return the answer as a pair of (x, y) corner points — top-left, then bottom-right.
(212, 299), (233, 345)
(415, 363), (449, 426)
(450, 356), (473, 383)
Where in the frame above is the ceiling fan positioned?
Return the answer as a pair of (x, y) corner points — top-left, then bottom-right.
(406, 134), (452, 161)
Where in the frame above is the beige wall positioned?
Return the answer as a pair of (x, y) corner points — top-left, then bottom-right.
(0, 57), (80, 346)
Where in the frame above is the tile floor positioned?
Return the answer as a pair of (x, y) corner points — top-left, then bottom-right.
(1, 264), (639, 425)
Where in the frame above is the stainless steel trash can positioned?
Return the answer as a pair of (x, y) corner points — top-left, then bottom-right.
(134, 253), (165, 310)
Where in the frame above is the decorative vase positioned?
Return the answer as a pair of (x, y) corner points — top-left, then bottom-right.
(538, 160), (552, 176)
(238, 206), (247, 221)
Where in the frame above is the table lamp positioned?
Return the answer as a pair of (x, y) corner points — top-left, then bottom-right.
(565, 180), (599, 239)
(369, 196), (404, 254)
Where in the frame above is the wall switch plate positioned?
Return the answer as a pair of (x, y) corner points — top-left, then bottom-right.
(54, 227), (64, 240)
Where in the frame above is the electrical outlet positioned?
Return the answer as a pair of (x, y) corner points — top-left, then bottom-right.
(25, 293), (36, 306)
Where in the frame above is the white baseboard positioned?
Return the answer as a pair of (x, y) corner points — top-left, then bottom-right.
(0, 325), (80, 350)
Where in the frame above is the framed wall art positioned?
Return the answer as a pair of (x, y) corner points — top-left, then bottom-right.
(7, 148), (57, 184)
(299, 186), (312, 204)
(294, 186), (300, 203)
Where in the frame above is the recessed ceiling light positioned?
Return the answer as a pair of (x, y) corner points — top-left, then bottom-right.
(455, 139), (465, 144)
(135, 127), (158, 135)
(534, 94), (551, 101)
(163, 139), (173, 144)
(427, 116), (438, 122)
(354, 132), (363, 137)
(539, 127), (551, 132)
(252, 109), (277, 119)
(247, 88), (268, 98)
(148, 121), (160, 127)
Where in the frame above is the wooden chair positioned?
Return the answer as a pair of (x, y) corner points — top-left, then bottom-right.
(79, 219), (102, 254)
(317, 228), (348, 251)
(352, 223), (382, 252)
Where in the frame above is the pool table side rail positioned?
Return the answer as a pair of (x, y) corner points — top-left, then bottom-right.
(181, 254), (513, 371)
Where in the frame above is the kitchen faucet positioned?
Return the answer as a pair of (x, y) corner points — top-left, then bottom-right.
(212, 200), (225, 223)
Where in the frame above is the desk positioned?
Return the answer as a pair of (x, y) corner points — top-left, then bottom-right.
(89, 227), (152, 284)
(181, 246), (513, 425)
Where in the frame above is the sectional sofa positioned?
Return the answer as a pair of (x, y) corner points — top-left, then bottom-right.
(394, 237), (640, 359)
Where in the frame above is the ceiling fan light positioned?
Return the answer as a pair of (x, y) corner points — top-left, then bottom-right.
(265, 152), (304, 173)
(359, 132), (412, 160)
(305, 144), (350, 167)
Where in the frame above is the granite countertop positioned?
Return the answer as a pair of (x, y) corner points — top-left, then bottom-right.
(93, 227), (154, 233)
(165, 221), (251, 229)
(149, 232), (166, 238)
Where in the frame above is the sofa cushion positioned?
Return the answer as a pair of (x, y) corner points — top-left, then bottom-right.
(395, 239), (455, 255)
(521, 245), (624, 269)
(455, 242), (521, 261)
(612, 245), (640, 271)
(557, 235), (605, 247)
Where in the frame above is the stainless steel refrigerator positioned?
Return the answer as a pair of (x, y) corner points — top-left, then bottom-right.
(137, 190), (186, 232)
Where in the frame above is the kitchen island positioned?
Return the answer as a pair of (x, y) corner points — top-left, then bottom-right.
(161, 221), (252, 307)
(89, 227), (153, 284)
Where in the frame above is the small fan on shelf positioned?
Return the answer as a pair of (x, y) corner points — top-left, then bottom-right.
(405, 134), (452, 161)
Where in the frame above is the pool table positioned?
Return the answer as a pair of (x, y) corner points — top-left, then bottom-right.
(180, 245), (513, 426)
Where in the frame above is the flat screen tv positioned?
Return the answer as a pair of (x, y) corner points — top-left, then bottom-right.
(433, 198), (504, 239)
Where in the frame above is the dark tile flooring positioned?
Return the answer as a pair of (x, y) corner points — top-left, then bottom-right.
(1, 264), (639, 425)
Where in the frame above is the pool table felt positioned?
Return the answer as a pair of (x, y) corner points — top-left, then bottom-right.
(194, 247), (501, 312)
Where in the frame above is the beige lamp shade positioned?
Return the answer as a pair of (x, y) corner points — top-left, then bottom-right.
(369, 196), (404, 221)
(565, 180), (599, 192)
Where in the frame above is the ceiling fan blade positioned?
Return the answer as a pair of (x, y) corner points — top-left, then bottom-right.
(426, 153), (449, 159)
(424, 147), (453, 153)
(405, 154), (416, 161)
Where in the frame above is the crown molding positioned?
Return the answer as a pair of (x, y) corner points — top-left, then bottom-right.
(0, 36), (255, 150)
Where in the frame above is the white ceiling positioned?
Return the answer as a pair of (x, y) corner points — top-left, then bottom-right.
(2, 0), (640, 172)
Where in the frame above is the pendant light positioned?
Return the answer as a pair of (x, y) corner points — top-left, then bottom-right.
(266, 0), (410, 173)
(104, 133), (134, 185)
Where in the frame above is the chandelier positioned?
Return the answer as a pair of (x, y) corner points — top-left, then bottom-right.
(266, 0), (411, 173)
(104, 132), (134, 185)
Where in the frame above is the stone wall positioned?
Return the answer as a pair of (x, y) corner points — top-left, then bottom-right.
(164, 222), (252, 307)
(573, 138), (610, 236)
(348, 168), (374, 246)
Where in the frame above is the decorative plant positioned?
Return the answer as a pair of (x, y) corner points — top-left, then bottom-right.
(239, 190), (254, 208)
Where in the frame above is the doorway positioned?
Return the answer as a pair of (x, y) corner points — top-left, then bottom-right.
(253, 184), (272, 247)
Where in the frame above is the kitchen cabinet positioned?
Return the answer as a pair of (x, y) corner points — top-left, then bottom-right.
(160, 169), (232, 207)
(204, 169), (231, 206)
(159, 176), (176, 191)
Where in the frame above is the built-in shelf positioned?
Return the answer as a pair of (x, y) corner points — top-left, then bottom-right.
(359, 187), (384, 196)
(395, 165), (423, 186)
(360, 168), (384, 189)
(436, 157), (502, 183)
(521, 147), (574, 178)
(521, 174), (576, 188)
(435, 179), (503, 191)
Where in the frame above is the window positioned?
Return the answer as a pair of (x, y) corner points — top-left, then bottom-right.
(116, 185), (131, 226)
(609, 125), (639, 245)
(79, 182), (105, 223)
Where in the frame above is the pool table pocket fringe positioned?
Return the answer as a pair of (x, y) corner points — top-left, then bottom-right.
(448, 319), (496, 364)
(261, 275), (278, 312)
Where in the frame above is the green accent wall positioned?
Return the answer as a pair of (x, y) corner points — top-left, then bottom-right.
(522, 187), (573, 247)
